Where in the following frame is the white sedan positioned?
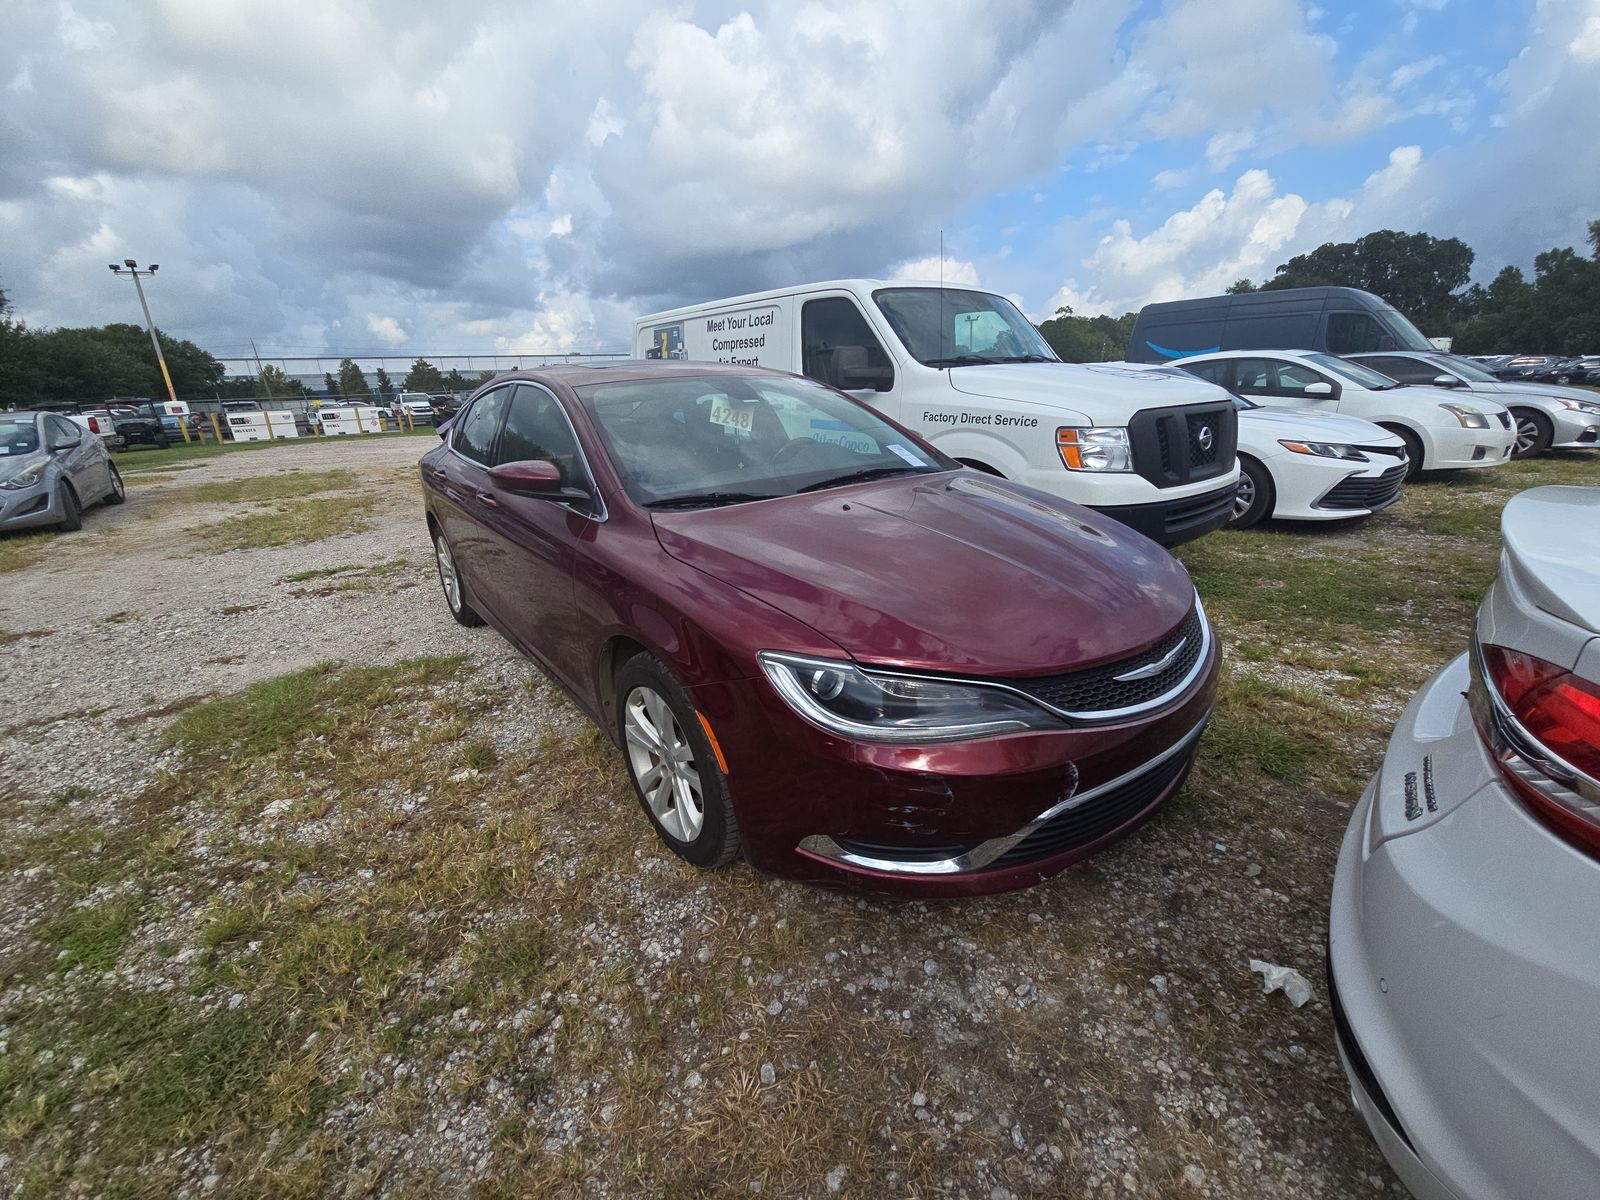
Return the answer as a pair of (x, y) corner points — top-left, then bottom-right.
(1141, 366), (1409, 528)
(1174, 349), (1515, 477)
(1329, 486), (1600, 1200)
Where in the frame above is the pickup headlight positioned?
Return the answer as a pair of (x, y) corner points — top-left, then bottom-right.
(757, 652), (1061, 742)
(0, 465), (47, 490)
(1056, 427), (1133, 472)
(1556, 398), (1600, 416)
(1438, 403), (1490, 429)
(1277, 440), (1367, 462)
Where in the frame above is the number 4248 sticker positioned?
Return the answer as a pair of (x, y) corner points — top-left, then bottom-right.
(707, 397), (754, 432)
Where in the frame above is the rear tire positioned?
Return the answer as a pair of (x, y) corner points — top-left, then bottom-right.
(103, 462), (126, 505)
(56, 483), (82, 532)
(1382, 425), (1425, 480)
(1227, 455), (1273, 529)
(615, 653), (741, 868)
(1511, 408), (1553, 459)
(431, 527), (484, 627)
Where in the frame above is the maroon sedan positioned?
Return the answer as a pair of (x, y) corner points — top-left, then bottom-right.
(421, 361), (1217, 896)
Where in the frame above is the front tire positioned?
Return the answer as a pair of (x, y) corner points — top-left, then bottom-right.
(1511, 408), (1553, 459)
(615, 653), (740, 868)
(1382, 425), (1425, 480)
(431, 528), (484, 627)
(56, 483), (82, 532)
(1227, 455), (1273, 529)
(103, 462), (126, 505)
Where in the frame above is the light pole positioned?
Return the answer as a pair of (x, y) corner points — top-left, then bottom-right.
(108, 258), (190, 442)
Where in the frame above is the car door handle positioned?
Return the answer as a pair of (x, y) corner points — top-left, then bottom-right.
(475, 489), (498, 508)
(426, 466), (448, 480)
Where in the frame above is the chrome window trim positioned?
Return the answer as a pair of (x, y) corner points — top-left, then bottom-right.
(797, 714), (1209, 876)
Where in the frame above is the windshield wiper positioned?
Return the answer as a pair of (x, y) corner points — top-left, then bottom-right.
(796, 466), (929, 493)
(924, 354), (998, 367)
(644, 491), (776, 510)
(994, 354), (1054, 363)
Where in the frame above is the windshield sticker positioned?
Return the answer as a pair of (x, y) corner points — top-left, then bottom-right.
(886, 444), (925, 466)
(707, 397), (754, 432)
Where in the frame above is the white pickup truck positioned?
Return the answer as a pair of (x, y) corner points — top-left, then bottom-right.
(634, 279), (1240, 545)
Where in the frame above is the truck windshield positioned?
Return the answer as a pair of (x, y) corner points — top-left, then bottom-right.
(873, 288), (1059, 367)
(1378, 303), (1435, 352)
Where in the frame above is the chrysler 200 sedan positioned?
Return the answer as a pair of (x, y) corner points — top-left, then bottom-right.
(420, 362), (1218, 895)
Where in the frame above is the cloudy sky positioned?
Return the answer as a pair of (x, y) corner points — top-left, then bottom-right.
(2, 0), (1597, 360)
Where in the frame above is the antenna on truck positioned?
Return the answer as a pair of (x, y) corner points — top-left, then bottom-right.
(940, 229), (948, 363)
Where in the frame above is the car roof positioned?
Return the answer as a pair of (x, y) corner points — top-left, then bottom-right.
(471, 358), (808, 394)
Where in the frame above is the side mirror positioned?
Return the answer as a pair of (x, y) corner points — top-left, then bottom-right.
(1302, 381), (1337, 399)
(488, 459), (591, 504)
(51, 437), (82, 452)
(1433, 374), (1464, 388)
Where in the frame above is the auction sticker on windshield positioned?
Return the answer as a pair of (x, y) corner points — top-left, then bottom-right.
(708, 396), (754, 432)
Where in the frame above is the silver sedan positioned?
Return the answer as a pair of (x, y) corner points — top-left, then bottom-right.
(0, 411), (126, 532)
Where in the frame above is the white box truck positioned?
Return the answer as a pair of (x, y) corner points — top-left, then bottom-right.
(633, 280), (1240, 545)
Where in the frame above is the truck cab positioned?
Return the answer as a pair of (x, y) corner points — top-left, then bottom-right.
(634, 279), (1239, 545)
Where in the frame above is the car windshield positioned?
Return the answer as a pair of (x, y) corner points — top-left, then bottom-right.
(0, 417), (41, 456)
(575, 373), (951, 509)
(873, 288), (1059, 367)
(1307, 353), (1402, 390)
(1433, 355), (1500, 383)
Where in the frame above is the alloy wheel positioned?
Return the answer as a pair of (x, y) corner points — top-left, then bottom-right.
(1232, 472), (1255, 520)
(434, 534), (461, 613)
(623, 686), (704, 842)
(1515, 416), (1539, 456)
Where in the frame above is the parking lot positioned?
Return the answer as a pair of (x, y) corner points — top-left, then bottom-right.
(1, 436), (1595, 1199)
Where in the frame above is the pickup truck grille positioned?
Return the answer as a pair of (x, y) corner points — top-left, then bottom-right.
(1130, 402), (1237, 489)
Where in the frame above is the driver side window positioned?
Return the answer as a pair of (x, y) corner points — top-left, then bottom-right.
(801, 298), (895, 392)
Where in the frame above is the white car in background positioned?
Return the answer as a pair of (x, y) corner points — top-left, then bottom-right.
(1329, 486), (1600, 1200)
(1174, 350), (1515, 478)
(1140, 366), (1409, 528)
(1347, 350), (1600, 458)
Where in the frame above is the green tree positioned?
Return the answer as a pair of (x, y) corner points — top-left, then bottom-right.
(401, 358), (446, 392)
(1261, 229), (1474, 330)
(0, 283), (43, 407)
(374, 366), (396, 402)
(1225, 278), (1256, 294)
(23, 323), (223, 402)
(323, 372), (340, 398)
(259, 365), (310, 400)
(1035, 306), (1138, 363)
(442, 368), (473, 391)
(336, 358), (370, 400)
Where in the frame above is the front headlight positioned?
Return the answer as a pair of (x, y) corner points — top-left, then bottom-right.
(1557, 398), (1600, 416)
(1277, 440), (1367, 462)
(1056, 427), (1133, 472)
(0, 465), (47, 490)
(757, 652), (1061, 742)
(1438, 403), (1490, 429)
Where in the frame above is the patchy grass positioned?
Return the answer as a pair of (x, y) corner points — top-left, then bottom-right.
(282, 557), (413, 595)
(191, 469), (357, 504)
(0, 532), (53, 573)
(0, 628), (54, 645)
(190, 495), (378, 553)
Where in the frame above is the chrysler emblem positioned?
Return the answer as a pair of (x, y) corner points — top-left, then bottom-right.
(1196, 424), (1215, 452)
(1113, 637), (1189, 682)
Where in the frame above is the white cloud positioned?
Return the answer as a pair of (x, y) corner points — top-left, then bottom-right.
(1363, 145), (1422, 197)
(365, 315), (407, 346)
(1204, 128), (1256, 171)
(1572, 13), (1600, 60)
(890, 256), (980, 285)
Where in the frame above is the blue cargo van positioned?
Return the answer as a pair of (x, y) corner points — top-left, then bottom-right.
(1125, 286), (1436, 363)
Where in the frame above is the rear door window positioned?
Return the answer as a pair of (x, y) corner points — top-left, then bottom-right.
(1231, 358), (1276, 396)
(1180, 359), (1232, 385)
(452, 389), (510, 464)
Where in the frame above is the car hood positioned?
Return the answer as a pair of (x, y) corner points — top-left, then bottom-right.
(0, 450), (47, 484)
(1473, 380), (1600, 406)
(1500, 486), (1600, 634)
(1237, 406), (1399, 446)
(945, 361), (1225, 422)
(651, 472), (1195, 676)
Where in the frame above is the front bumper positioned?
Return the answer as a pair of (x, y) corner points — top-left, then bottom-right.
(1329, 654), (1600, 1200)
(0, 479), (61, 531)
(691, 635), (1219, 897)
(1088, 480), (1238, 546)
(1422, 421), (1515, 470)
(1549, 406), (1600, 449)
(1264, 450), (1407, 522)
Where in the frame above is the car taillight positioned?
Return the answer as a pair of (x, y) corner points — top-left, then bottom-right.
(1473, 641), (1600, 857)
(88, 417), (100, 433)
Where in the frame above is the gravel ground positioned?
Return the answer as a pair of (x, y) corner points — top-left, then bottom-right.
(0, 436), (1432, 1199)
